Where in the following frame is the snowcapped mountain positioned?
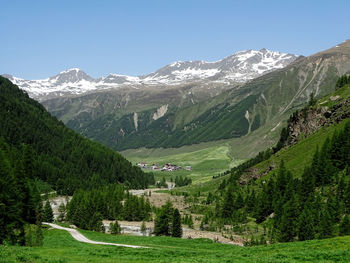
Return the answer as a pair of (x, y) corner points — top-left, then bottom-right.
(143, 49), (298, 83)
(3, 49), (299, 100)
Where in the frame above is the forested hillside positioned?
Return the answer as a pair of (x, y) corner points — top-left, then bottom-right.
(200, 81), (350, 244)
(0, 139), (42, 245)
(0, 76), (154, 195)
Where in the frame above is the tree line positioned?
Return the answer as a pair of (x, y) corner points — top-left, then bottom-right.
(66, 185), (152, 231)
(213, 120), (350, 243)
(335, 75), (350, 90)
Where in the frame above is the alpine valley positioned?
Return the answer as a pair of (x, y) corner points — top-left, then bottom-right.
(1, 38), (350, 263)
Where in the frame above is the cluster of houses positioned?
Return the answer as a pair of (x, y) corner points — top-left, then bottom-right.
(137, 162), (192, 172)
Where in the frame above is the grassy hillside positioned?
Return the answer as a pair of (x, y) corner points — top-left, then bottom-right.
(1, 227), (350, 263)
(124, 143), (243, 185)
(254, 83), (350, 179)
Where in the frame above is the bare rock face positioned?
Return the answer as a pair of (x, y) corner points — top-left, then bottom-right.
(287, 99), (350, 145)
(153, 104), (168, 120)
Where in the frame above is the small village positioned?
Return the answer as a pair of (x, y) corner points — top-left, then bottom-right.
(137, 162), (192, 172)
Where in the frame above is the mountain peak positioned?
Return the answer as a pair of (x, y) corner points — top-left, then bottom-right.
(50, 68), (93, 84)
(59, 68), (82, 74)
(7, 48), (299, 100)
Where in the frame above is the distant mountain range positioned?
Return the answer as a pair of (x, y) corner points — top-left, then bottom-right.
(3, 49), (298, 100)
(4, 41), (349, 157)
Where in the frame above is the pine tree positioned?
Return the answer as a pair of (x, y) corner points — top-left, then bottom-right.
(318, 209), (334, 239)
(171, 209), (182, 238)
(300, 166), (315, 202)
(154, 200), (173, 236)
(141, 221), (147, 236)
(221, 187), (234, 219)
(188, 214), (194, 229)
(277, 194), (299, 242)
(316, 138), (335, 185)
(0, 147), (23, 245)
(110, 221), (121, 234)
(339, 215), (350, 236)
(344, 181), (350, 213)
(89, 212), (104, 232)
(297, 207), (315, 241)
(57, 203), (66, 222)
(42, 201), (54, 223)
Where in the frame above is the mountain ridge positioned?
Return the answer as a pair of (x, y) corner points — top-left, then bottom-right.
(3, 48), (298, 100)
(53, 39), (350, 154)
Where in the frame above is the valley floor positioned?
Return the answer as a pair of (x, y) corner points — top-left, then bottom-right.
(1, 226), (350, 263)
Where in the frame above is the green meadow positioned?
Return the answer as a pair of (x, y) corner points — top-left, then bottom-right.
(1, 226), (350, 263)
(123, 143), (243, 185)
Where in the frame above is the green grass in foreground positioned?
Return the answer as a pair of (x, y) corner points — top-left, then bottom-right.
(1, 227), (350, 263)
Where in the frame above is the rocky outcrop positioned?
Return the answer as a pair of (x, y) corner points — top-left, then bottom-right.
(287, 99), (350, 145)
(133, 112), (138, 131)
(153, 104), (168, 120)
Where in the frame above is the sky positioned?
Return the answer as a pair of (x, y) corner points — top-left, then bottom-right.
(1, 0), (350, 79)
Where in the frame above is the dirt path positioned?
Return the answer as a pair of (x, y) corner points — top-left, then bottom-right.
(43, 223), (148, 248)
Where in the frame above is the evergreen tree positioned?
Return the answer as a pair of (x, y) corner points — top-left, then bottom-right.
(344, 181), (350, 213)
(141, 221), (147, 236)
(300, 167), (315, 202)
(297, 207), (315, 241)
(277, 194), (299, 242)
(154, 200), (173, 236)
(57, 203), (66, 222)
(221, 187), (234, 219)
(0, 146), (24, 245)
(89, 212), (104, 232)
(339, 215), (350, 236)
(316, 138), (335, 185)
(110, 221), (121, 234)
(172, 209), (182, 238)
(42, 201), (54, 223)
(318, 209), (334, 239)
(188, 214), (194, 229)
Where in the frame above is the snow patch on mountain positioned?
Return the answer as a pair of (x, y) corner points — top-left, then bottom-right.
(3, 49), (298, 100)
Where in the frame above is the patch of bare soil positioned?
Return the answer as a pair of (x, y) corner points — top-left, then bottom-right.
(130, 186), (185, 210)
(103, 220), (243, 246)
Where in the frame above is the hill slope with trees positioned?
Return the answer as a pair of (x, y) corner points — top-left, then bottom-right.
(200, 81), (350, 244)
(0, 76), (154, 195)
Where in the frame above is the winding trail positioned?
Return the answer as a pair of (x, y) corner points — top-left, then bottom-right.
(43, 223), (148, 248)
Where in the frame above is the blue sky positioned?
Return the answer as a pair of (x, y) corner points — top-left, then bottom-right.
(1, 0), (350, 79)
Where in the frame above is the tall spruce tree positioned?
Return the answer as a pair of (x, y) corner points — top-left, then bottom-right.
(297, 206), (315, 241)
(0, 147), (21, 244)
(172, 209), (182, 238)
(154, 200), (173, 236)
(42, 200), (54, 223)
(277, 194), (299, 242)
(339, 215), (350, 236)
(222, 187), (234, 219)
(318, 209), (334, 239)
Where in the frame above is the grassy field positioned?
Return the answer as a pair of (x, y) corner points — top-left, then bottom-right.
(1, 226), (350, 263)
(123, 143), (243, 185)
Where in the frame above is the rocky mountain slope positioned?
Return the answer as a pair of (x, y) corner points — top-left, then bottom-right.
(42, 40), (350, 155)
(3, 49), (297, 101)
(4, 41), (350, 157)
